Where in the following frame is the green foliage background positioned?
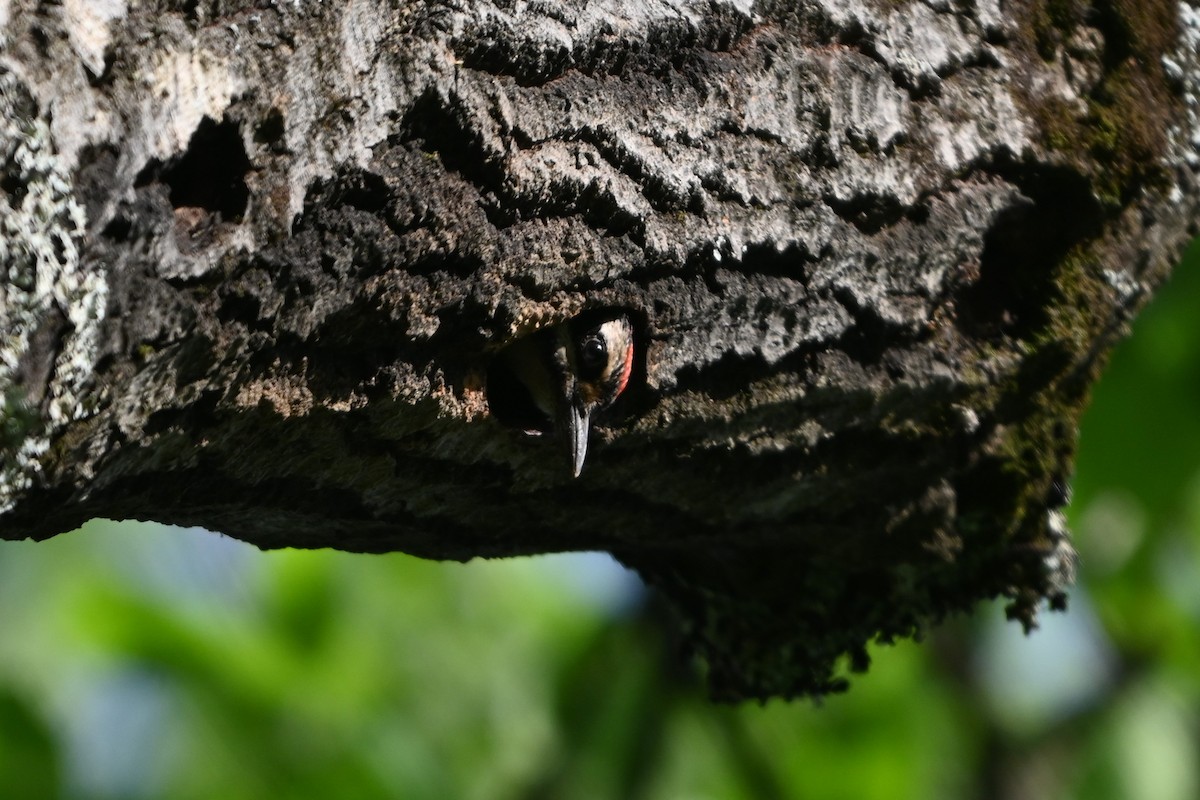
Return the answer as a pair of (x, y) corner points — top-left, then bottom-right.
(1, 242), (1198, 799)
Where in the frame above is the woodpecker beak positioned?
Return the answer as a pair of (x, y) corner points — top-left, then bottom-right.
(563, 402), (591, 478)
(486, 312), (633, 478)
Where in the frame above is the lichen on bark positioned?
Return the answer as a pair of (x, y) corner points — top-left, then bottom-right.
(0, 70), (108, 513)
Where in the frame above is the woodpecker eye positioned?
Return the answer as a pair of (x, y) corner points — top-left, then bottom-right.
(579, 333), (607, 379)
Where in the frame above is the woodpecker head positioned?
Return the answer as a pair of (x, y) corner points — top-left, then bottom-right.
(487, 312), (635, 477)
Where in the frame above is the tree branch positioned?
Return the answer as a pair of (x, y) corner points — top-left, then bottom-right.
(2, 0), (1198, 699)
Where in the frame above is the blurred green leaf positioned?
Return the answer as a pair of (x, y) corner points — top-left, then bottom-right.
(0, 687), (60, 799)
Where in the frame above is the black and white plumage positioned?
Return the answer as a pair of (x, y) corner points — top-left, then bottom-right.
(487, 313), (635, 477)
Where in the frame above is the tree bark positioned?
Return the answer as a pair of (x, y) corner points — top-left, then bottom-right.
(2, 0), (1198, 699)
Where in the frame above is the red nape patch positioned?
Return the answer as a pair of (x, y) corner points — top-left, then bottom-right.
(615, 341), (634, 398)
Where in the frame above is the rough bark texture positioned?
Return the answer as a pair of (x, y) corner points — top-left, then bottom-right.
(2, 0), (1199, 700)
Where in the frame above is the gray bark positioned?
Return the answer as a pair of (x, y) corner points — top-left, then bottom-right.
(2, 0), (1198, 699)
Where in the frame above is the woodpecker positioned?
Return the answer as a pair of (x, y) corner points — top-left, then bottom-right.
(487, 313), (635, 477)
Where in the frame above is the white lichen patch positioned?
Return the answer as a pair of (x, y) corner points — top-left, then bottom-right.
(1166, 3), (1200, 170)
(0, 71), (108, 513)
(1042, 508), (1078, 600)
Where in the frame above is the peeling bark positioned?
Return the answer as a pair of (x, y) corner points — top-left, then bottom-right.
(2, 0), (1198, 699)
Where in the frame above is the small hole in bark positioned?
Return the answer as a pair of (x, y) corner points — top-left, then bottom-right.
(101, 215), (131, 241)
(331, 170), (389, 213)
(217, 291), (263, 328)
(254, 107), (286, 146)
(487, 328), (554, 435)
(163, 116), (251, 222)
(486, 309), (645, 434)
(962, 167), (1101, 338)
(488, 358), (552, 435)
(824, 192), (912, 234)
(1, 170), (23, 202)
